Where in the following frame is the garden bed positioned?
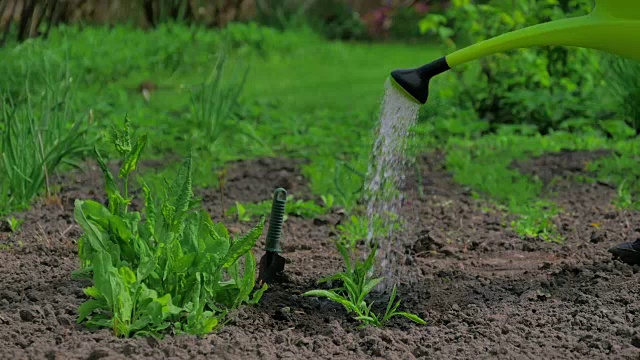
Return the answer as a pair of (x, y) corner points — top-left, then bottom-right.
(1, 151), (639, 359)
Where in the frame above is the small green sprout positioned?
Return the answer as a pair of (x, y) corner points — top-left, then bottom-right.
(614, 180), (635, 209)
(336, 215), (396, 249)
(511, 201), (563, 243)
(321, 194), (335, 209)
(5, 216), (23, 232)
(234, 201), (251, 222)
(304, 242), (426, 327)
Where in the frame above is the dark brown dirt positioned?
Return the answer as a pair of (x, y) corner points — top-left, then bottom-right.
(1, 151), (640, 360)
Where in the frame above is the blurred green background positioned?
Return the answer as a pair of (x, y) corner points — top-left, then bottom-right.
(1, 0), (639, 241)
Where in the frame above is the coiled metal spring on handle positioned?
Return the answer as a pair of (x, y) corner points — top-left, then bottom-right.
(265, 188), (287, 252)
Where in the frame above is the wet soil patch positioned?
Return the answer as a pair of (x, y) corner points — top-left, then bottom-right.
(1, 151), (640, 359)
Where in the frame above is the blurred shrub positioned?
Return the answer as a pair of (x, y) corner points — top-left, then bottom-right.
(308, 0), (368, 41)
(255, 0), (368, 40)
(222, 21), (318, 56)
(389, 1), (452, 40)
(361, 1), (449, 41)
(255, 0), (312, 30)
(602, 55), (640, 133)
(387, 5), (426, 40)
(419, 0), (611, 133)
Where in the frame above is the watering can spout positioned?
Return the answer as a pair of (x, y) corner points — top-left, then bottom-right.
(391, 0), (640, 105)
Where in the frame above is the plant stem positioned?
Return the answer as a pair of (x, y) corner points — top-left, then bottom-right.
(218, 172), (225, 217)
(124, 176), (129, 214)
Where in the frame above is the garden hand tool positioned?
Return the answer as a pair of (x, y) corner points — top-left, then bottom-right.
(258, 188), (287, 285)
(391, 0), (640, 104)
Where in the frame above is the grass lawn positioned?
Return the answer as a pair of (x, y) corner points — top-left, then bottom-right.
(239, 41), (442, 113)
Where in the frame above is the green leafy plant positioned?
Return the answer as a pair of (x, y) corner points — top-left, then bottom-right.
(614, 180), (635, 209)
(0, 66), (91, 215)
(303, 156), (369, 210)
(419, 0), (606, 132)
(304, 242), (426, 327)
(336, 215), (368, 248)
(233, 201), (252, 222)
(598, 120), (637, 141)
(5, 216), (23, 232)
(589, 152), (640, 210)
(287, 195), (333, 218)
(603, 55), (640, 132)
(336, 214), (394, 249)
(73, 119), (267, 337)
(511, 201), (562, 242)
(189, 51), (265, 156)
(320, 194), (335, 210)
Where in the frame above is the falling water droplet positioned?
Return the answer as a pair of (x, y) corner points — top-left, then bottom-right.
(365, 79), (421, 291)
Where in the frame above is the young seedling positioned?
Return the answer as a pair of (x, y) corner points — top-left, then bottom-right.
(5, 216), (23, 232)
(336, 214), (393, 249)
(614, 180), (635, 209)
(511, 201), (563, 243)
(233, 201), (251, 222)
(303, 242), (426, 328)
(321, 194), (335, 209)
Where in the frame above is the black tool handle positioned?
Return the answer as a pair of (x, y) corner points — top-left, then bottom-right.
(265, 188), (287, 252)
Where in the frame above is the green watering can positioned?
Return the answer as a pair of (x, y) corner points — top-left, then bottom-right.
(391, 0), (640, 104)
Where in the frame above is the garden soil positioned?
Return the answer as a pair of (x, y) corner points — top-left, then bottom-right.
(1, 152), (640, 360)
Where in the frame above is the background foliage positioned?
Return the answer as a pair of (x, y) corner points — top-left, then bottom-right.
(418, 0), (619, 133)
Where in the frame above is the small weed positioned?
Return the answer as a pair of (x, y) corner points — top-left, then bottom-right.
(588, 151), (640, 210)
(233, 201), (252, 222)
(226, 195), (333, 221)
(511, 201), (562, 243)
(5, 216), (23, 232)
(320, 194), (335, 210)
(336, 215), (368, 247)
(336, 214), (394, 249)
(288, 195), (333, 218)
(0, 239), (24, 252)
(614, 180), (635, 209)
(304, 242), (426, 327)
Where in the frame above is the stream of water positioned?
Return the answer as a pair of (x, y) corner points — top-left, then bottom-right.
(366, 79), (421, 291)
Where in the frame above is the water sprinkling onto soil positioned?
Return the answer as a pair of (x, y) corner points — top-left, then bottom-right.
(366, 79), (420, 291)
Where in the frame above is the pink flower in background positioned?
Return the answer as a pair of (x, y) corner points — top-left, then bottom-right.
(362, 1), (442, 39)
(362, 5), (394, 39)
(413, 2), (430, 15)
